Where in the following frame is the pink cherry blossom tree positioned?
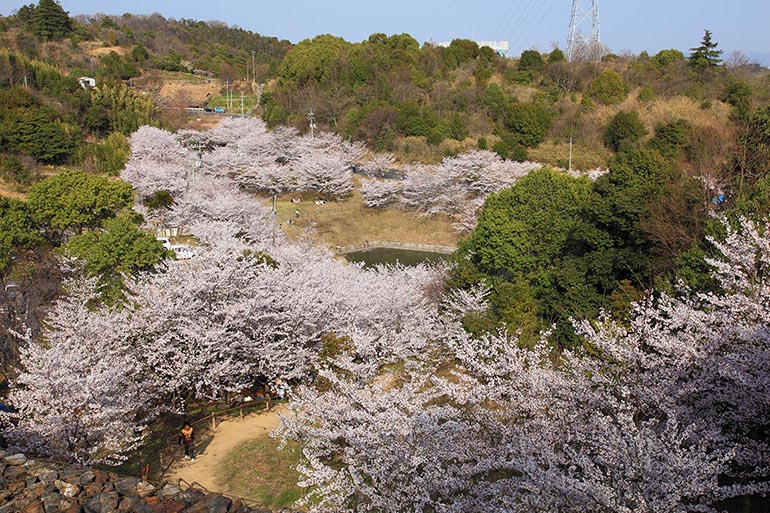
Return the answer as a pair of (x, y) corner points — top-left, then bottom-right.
(361, 151), (541, 231)
(122, 126), (191, 198)
(277, 216), (770, 513)
(2, 278), (159, 465)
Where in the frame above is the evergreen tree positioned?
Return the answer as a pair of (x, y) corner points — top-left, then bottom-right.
(688, 30), (722, 69)
(31, 0), (72, 42)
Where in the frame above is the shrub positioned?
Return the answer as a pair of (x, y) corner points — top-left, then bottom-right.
(652, 49), (685, 68)
(604, 110), (646, 152)
(144, 190), (175, 211)
(637, 85), (656, 102)
(588, 70), (629, 105)
(518, 50), (544, 73)
(648, 120), (690, 157)
(503, 102), (553, 148)
(722, 80), (753, 121)
(93, 132), (130, 175)
(548, 48), (566, 64)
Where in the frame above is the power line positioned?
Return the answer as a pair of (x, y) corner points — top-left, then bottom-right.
(511, 0), (560, 56)
(490, 0), (521, 41)
(503, 0), (542, 54)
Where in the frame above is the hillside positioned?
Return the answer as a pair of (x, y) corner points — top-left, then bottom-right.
(0, 2), (768, 195)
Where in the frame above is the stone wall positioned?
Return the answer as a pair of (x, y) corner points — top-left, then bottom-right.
(0, 451), (287, 513)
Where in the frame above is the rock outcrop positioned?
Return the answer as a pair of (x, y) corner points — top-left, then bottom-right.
(0, 451), (282, 513)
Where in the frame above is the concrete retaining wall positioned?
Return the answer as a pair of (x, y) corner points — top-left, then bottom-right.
(336, 241), (457, 255)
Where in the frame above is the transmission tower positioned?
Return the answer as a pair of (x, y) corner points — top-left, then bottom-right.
(567, 0), (600, 62)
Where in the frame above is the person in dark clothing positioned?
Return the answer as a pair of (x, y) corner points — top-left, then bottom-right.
(179, 423), (195, 460)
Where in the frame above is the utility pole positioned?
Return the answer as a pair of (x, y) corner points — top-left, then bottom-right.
(567, 0), (600, 62)
(240, 93), (245, 117)
(225, 78), (231, 112)
(568, 137), (573, 174)
(307, 109), (317, 138)
(272, 194), (277, 246)
(251, 50), (256, 83)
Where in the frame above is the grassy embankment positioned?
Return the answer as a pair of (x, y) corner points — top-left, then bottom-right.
(217, 438), (305, 509)
(270, 187), (461, 249)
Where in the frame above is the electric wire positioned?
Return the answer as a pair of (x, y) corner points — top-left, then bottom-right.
(490, 0), (520, 41)
(512, 0), (560, 55)
(507, 0), (554, 55)
(501, 0), (540, 50)
(507, 0), (546, 53)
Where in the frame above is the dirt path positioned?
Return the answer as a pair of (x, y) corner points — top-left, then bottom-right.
(168, 404), (286, 494)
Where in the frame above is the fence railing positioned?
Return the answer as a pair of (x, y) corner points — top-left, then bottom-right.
(156, 397), (276, 473)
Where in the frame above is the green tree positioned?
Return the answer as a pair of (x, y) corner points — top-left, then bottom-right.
(31, 0), (73, 41)
(0, 87), (82, 164)
(587, 70), (629, 105)
(64, 212), (169, 303)
(688, 30), (723, 69)
(27, 170), (133, 239)
(91, 132), (130, 175)
(143, 190), (175, 211)
(722, 80), (753, 121)
(278, 34), (351, 87)
(733, 105), (770, 192)
(130, 42), (149, 63)
(652, 49), (684, 68)
(518, 50), (544, 73)
(452, 168), (594, 342)
(482, 83), (507, 120)
(98, 51), (139, 80)
(603, 110), (647, 152)
(502, 101), (553, 147)
(444, 39), (480, 69)
(547, 48), (566, 64)
(0, 197), (42, 273)
(648, 119), (690, 157)
(90, 82), (154, 135)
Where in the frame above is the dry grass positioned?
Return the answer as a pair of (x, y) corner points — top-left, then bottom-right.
(82, 43), (129, 57)
(583, 92), (733, 141)
(217, 437), (305, 510)
(0, 182), (26, 200)
(528, 141), (611, 171)
(268, 189), (461, 249)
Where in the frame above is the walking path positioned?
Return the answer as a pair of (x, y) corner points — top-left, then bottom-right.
(168, 404), (286, 494)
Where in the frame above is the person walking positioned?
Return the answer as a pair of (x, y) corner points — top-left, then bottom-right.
(179, 423), (195, 460)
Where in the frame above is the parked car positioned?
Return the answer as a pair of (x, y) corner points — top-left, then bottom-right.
(213, 107), (226, 113)
(156, 237), (172, 250)
(171, 245), (198, 260)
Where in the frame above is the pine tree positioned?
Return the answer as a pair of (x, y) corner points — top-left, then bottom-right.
(688, 29), (723, 69)
(31, 0), (72, 42)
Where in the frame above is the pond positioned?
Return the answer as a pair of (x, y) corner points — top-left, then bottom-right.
(344, 247), (452, 268)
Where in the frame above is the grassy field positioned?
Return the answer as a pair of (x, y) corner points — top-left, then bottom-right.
(217, 437), (305, 509)
(269, 188), (462, 249)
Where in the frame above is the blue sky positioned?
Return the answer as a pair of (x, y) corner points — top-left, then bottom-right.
(3, 1), (769, 60)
